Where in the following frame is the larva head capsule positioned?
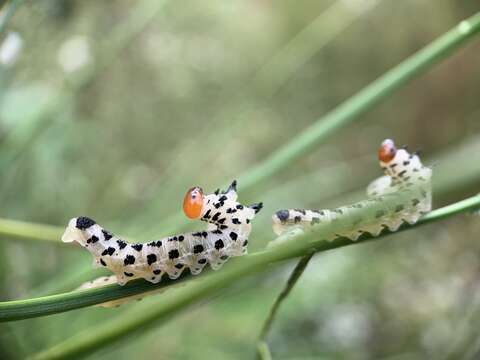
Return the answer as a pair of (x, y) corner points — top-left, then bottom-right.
(378, 139), (397, 164)
(183, 187), (205, 219)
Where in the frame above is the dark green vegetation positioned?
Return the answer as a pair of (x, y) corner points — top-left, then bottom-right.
(0, 1), (479, 359)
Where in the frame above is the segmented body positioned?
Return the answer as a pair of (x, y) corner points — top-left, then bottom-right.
(62, 181), (262, 285)
(272, 139), (432, 240)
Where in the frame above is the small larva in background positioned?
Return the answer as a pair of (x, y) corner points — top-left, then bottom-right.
(271, 139), (432, 241)
(62, 180), (263, 286)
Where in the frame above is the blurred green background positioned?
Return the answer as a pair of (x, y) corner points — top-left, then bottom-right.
(0, 0), (479, 359)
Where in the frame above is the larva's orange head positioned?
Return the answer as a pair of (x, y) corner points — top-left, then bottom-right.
(378, 139), (397, 163)
(183, 187), (204, 219)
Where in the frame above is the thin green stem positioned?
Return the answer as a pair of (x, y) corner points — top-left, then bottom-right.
(0, 218), (63, 244)
(239, 12), (480, 191)
(253, 0), (382, 96)
(23, 194), (480, 360)
(257, 341), (273, 360)
(2, 195), (479, 323)
(258, 253), (314, 342)
(256, 253), (314, 360)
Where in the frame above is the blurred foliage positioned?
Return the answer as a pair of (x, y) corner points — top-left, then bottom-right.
(0, 0), (479, 359)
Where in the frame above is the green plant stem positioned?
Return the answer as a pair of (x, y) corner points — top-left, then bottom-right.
(1, 195), (479, 323)
(256, 253), (314, 360)
(0, 218), (63, 244)
(258, 253), (314, 342)
(253, 0), (382, 96)
(256, 341), (273, 360)
(239, 12), (480, 191)
(22, 194), (480, 360)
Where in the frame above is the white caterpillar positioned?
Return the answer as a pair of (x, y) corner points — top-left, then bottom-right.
(272, 139), (432, 240)
(62, 181), (263, 286)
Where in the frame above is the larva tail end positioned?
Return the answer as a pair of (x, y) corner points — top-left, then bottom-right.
(224, 179), (237, 194)
(249, 202), (263, 214)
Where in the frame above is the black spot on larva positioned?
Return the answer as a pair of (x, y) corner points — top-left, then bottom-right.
(220, 255), (229, 261)
(198, 258), (207, 264)
(90, 235), (99, 243)
(212, 229), (223, 235)
(219, 195), (227, 202)
(175, 263), (184, 269)
(398, 170), (407, 177)
(76, 217), (95, 230)
(412, 198), (420, 206)
(212, 212), (220, 221)
(124, 272), (134, 277)
(214, 202), (222, 209)
(102, 247), (115, 256)
(243, 240), (248, 246)
(193, 244), (204, 254)
(246, 219), (250, 224)
(132, 244), (143, 251)
(201, 231), (208, 238)
(178, 235), (184, 242)
(147, 254), (157, 265)
(390, 163), (398, 168)
(153, 269), (161, 275)
(311, 217), (320, 225)
(232, 218), (241, 225)
(100, 259), (106, 266)
(295, 209), (306, 215)
(403, 160), (410, 166)
(219, 225), (228, 230)
(226, 208), (234, 214)
(294, 216), (302, 223)
(203, 209), (211, 219)
(124, 255), (135, 265)
(102, 230), (112, 241)
(116, 240), (127, 249)
(395, 204), (405, 212)
(375, 210), (386, 218)
(229, 232), (238, 241)
(218, 218), (226, 224)
(215, 240), (224, 250)
(192, 232), (202, 237)
(236, 204), (244, 210)
(276, 210), (289, 222)
(168, 249), (180, 259)
(148, 240), (162, 247)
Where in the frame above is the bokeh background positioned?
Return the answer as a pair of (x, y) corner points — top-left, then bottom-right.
(0, 0), (479, 359)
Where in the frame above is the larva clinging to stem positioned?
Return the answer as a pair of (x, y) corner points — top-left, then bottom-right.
(271, 139), (432, 240)
(62, 180), (263, 285)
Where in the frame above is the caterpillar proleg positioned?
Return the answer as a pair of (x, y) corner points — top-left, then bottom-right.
(272, 139), (432, 240)
(62, 180), (263, 286)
